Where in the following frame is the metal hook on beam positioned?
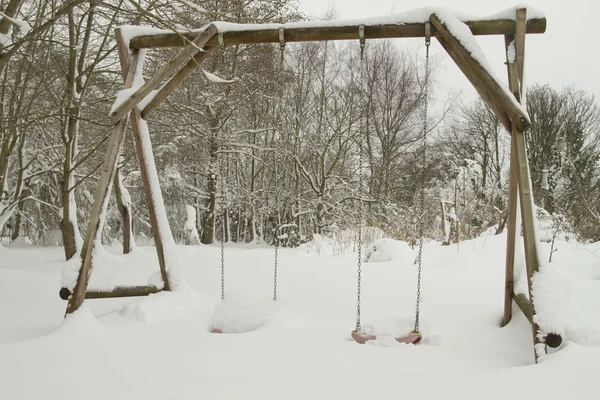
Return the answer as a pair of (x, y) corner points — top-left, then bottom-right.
(424, 22), (431, 58)
(279, 27), (285, 62)
(359, 25), (365, 60)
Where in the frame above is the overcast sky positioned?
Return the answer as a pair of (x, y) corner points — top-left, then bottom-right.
(296, 0), (599, 107)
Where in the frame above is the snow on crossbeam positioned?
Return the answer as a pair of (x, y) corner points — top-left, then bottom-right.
(126, 10), (546, 50)
(112, 7), (544, 126)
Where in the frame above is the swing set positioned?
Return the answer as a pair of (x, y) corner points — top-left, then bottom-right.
(59, 7), (557, 362)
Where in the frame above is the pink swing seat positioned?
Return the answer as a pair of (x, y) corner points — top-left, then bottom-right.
(351, 330), (422, 344)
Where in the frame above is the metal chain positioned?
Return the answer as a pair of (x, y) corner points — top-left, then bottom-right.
(273, 30), (285, 303)
(414, 30), (431, 334)
(216, 32), (227, 301)
(218, 32), (225, 68)
(273, 228), (279, 301)
(355, 27), (366, 333)
(220, 152), (226, 301)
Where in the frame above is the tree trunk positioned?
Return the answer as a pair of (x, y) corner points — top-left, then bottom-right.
(61, 105), (82, 260)
(0, 0), (24, 35)
(113, 165), (133, 253)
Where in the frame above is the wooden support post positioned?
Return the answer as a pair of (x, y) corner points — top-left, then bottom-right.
(114, 28), (183, 292)
(507, 8), (543, 361)
(129, 111), (174, 290)
(440, 200), (446, 244)
(502, 35), (519, 327)
(128, 18), (547, 49)
(513, 293), (533, 324)
(65, 50), (142, 315)
(110, 24), (218, 124)
(430, 14), (530, 132)
(60, 285), (162, 300)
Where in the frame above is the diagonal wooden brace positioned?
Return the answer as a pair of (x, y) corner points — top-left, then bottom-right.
(141, 45), (217, 119)
(110, 24), (218, 124)
(430, 14), (530, 132)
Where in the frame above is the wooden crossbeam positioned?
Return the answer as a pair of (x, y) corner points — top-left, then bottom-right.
(430, 14), (530, 132)
(110, 24), (218, 124)
(128, 18), (547, 49)
(60, 285), (162, 300)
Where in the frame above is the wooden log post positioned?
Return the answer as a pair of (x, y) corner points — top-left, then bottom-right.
(128, 18), (547, 49)
(502, 35), (520, 327)
(114, 28), (174, 292)
(114, 26), (208, 291)
(64, 50), (142, 315)
(508, 8), (546, 361)
(513, 292), (533, 324)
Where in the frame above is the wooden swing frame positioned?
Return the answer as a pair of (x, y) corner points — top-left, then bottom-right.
(60, 7), (554, 362)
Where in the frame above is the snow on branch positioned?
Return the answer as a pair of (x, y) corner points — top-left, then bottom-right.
(175, 0), (208, 13)
(202, 69), (237, 84)
(0, 12), (31, 35)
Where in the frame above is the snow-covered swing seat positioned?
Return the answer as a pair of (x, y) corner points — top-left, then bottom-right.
(208, 33), (299, 335)
(209, 223), (295, 333)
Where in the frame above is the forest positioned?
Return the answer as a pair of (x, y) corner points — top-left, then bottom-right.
(1, 0), (599, 261)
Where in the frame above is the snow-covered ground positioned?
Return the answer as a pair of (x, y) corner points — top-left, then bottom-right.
(0, 233), (599, 399)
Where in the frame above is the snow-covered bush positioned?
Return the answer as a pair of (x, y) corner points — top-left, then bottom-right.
(363, 238), (415, 263)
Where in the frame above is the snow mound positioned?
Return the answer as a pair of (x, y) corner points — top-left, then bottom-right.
(6, 237), (31, 247)
(56, 304), (107, 338)
(361, 317), (439, 346)
(363, 238), (415, 263)
(532, 265), (571, 343)
(212, 292), (276, 333)
(60, 245), (121, 291)
(119, 290), (203, 322)
(566, 324), (600, 346)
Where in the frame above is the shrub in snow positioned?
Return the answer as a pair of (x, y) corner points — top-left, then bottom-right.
(363, 238), (415, 263)
(535, 206), (572, 243)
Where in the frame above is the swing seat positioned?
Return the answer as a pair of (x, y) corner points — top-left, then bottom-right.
(351, 330), (422, 345)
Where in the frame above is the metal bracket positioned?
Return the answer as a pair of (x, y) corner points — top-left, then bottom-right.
(359, 25), (365, 59)
(279, 27), (285, 50)
(279, 27), (285, 62)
